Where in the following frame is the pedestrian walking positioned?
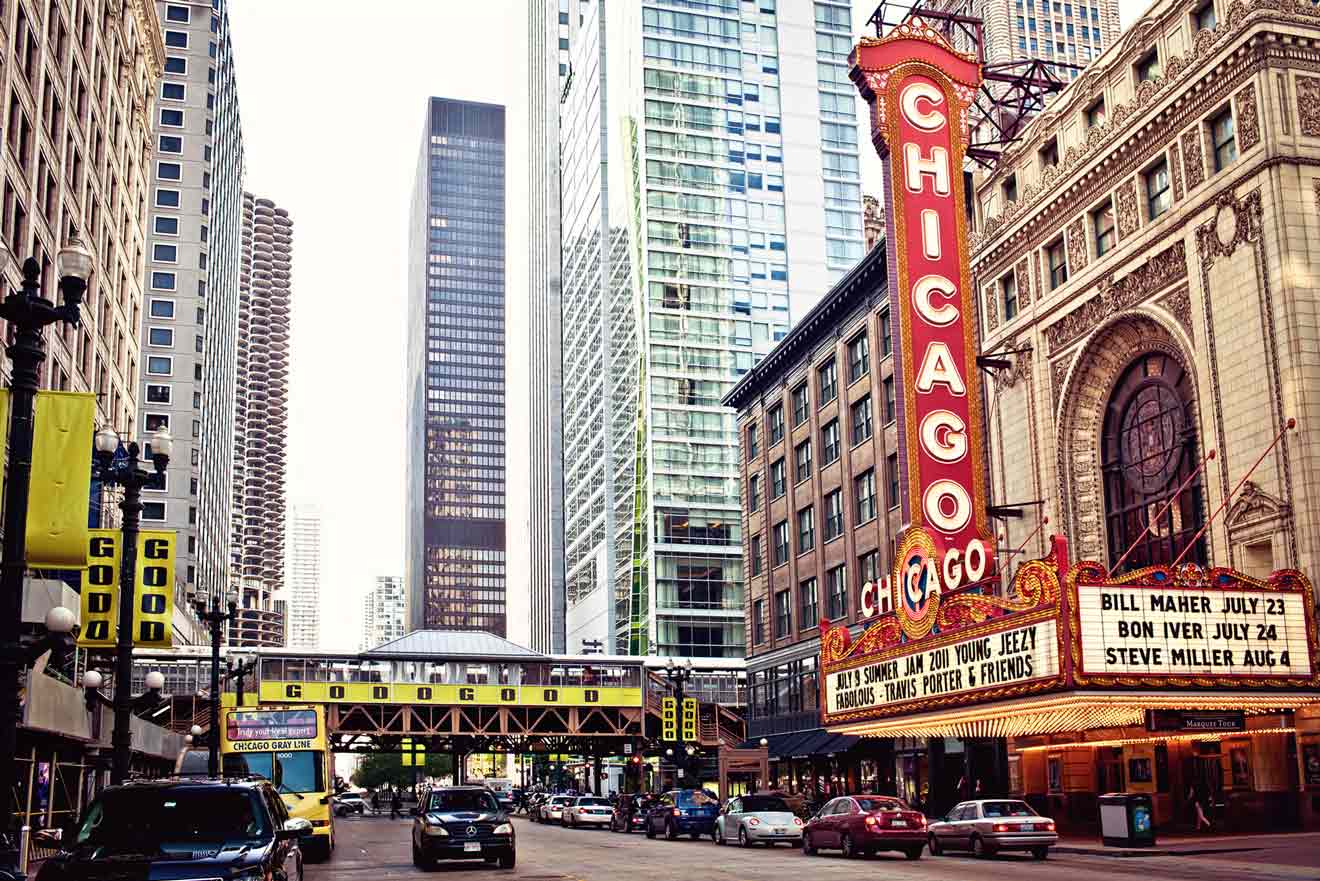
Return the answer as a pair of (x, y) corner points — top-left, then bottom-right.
(371, 790), (380, 814)
(390, 788), (402, 821)
(1188, 783), (1212, 831)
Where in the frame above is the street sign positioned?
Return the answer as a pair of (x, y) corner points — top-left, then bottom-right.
(661, 697), (677, 741)
(401, 737), (427, 767)
(681, 697), (697, 742)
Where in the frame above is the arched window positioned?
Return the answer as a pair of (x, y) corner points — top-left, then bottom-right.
(1101, 352), (1205, 571)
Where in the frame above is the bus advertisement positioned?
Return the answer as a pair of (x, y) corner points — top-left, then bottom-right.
(221, 705), (335, 860)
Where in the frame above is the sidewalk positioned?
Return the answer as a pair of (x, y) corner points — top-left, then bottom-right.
(1054, 829), (1320, 858)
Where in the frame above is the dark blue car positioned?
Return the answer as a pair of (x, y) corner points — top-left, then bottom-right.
(645, 789), (720, 840)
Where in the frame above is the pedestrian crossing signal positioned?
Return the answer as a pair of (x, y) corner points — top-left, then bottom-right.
(661, 697), (677, 741)
(401, 737), (426, 767)
(681, 697), (697, 742)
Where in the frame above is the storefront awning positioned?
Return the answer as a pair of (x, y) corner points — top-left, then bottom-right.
(825, 690), (1320, 740)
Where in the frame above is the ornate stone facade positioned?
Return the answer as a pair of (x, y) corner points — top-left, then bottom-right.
(1115, 179), (1141, 240)
(1298, 75), (1320, 137)
(1236, 82), (1261, 152)
(1182, 128), (1206, 191)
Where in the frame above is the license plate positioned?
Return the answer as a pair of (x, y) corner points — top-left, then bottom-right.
(1021, 824), (1035, 831)
(463, 842), (481, 853)
(774, 828), (786, 834)
(891, 820), (908, 827)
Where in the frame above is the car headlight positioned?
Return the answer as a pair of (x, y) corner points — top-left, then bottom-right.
(493, 823), (513, 835)
(423, 824), (449, 837)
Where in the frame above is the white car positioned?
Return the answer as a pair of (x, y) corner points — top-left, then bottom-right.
(564, 796), (613, 828)
(713, 795), (803, 847)
(541, 795), (571, 824)
(927, 799), (1058, 859)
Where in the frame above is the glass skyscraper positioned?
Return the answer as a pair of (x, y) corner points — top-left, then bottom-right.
(406, 98), (507, 634)
(557, 1), (864, 657)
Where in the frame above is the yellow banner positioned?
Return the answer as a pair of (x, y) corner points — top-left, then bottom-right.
(77, 529), (119, 648)
(133, 530), (175, 647)
(27, 392), (94, 568)
(258, 681), (643, 708)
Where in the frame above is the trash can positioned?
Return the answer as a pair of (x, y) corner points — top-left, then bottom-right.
(1098, 792), (1156, 847)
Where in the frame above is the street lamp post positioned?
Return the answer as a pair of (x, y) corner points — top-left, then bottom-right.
(93, 424), (172, 786)
(662, 658), (694, 782)
(0, 239), (90, 857)
(195, 590), (239, 777)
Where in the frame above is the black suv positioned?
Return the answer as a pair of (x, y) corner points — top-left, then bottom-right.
(412, 785), (515, 870)
(33, 777), (312, 880)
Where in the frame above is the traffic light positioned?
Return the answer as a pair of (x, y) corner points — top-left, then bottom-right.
(661, 696), (677, 741)
(401, 737), (426, 767)
(681, 697), (697, 743)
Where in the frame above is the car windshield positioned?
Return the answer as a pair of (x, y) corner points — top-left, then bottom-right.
(677, 791), (717, 807)
(428, 791), (498, 813)
(856, 798), (907, 812)
(226, 750), (324, 795)
(76, 788), (270, 852)
(578, 798), (609, 806)
(982, 801), (1036, 818)
(550, 797), (569, 805)
(741, 796), (790, 813)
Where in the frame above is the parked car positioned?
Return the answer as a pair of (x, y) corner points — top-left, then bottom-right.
(802, 795), (926, 860)
(32, 777), (311, 881)
(411, 785), (515, 870)
(644, 789), (720, 840)
(714, 794), (804, 847)
(564, 795), (613, 828)
(610, 793), (654, 833)
(333, 792), (367, 816)
(927, 798), (1057, 859)
(540, 795), (572, 824)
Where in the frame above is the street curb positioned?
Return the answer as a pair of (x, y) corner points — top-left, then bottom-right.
(1053, 845), (1264, 858)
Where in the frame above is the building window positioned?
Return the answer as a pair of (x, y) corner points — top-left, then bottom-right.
(818, 359), (837, 405)
(164, 30), (188, 48)
(1001, 272), (1018, 321)
(753, 599), (766, 643)
(1135, 49), (1160, 83)
(797, 506), (815, 553)
(1194, 1), (1216, 31)
(750, 534), (762, 576)
(1047, 238), (1068, 289)
(886, 453), (900, 509)
(145, 384), (171, 404)
(165, 56), (187, 74)
(847, 333), (869, 382)
(851, 396), (873, 444)
(768, 405), (784, 444)
(746, 423), (759, 459)
(154, 216), (180, 236)
(162, 82), (185, 101)
(799, 578), (818, 630)
(774, 589), (791, 638)
(1085, 97), (1105, 128)
(748, 474), (761, 513)
(146, 356), (172, 376)
(855, 469), (877, 524)
(159, 135), (183, 154)
(1210, 107), (1237, 172)
(823, 489), (844, 541)
(858, 550), (880, 593)
(882, 376), (896, 424)
(826, 565), (848, 620)
(152, 243), (178, 263)
(792, 383), (809, 425)
(165, 5), (190, 22)
(149, 299), (175, 318)
(1039, 137), (1059, 169)
(151, 271), (176, 290)
(1145, 157), (1171, 219)
(820, 420), (840, 465)
(1002, 173), (1018, 206)
(1102, 352), (1204, 572)
(160, 108), (184, 127)
(1093, 201), (1116, 256)
(771, 459), (786, 498)
(156, 189), (180, 208)
(879, 310), (892, 356)
(147, 327), (174, 348)
(795, 440), (812, 483)
(142, 502), (166, 521)
(773, 521), (789, 566)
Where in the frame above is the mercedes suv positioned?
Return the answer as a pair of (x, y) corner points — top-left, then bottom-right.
(411, 785), (516, 869)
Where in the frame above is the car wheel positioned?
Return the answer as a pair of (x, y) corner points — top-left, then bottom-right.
(411, 841), (423, 868)
(842, 833), (858, 859)
(498, 849), (516, 870)
(1031, 847), (1049, 860)
(928, 834), (942, 856)
(802, 833), (817, 856)
(714, 824), (723, 845)
(971, 834), (990, 859)
(738, 826), (750, 848)
(665, 820), (678, 841)
(905, 846), (923, 860)
(646, 820), (656, 839)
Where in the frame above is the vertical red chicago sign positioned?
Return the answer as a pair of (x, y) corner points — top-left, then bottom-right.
(852, 21), (996, 639)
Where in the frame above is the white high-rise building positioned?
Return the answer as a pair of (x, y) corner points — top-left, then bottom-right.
(556, 1), (864, 657)
(360, 576), (406, 652)
(284, 503), (322, 649)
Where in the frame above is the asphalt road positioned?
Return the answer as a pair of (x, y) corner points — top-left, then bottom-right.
(311, 814), (1320, 881)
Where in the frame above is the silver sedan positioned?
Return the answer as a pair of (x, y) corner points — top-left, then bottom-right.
(927, 799), (1058, 859)
(713, 795), (804, 847)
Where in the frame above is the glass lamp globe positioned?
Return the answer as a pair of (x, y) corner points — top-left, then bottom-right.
(144, 670), (166, 691)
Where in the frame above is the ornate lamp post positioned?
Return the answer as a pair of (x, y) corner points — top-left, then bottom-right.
(195, 590), (238, 777)
(93, 425), (172, 785)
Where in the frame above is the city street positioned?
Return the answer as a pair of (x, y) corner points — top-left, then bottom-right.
(312, 815), (1320, 881)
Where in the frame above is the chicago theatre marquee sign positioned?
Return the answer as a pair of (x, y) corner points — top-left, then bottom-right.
(822, 21), (1320, 735)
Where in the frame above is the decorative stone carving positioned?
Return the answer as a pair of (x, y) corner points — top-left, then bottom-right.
(1297, 76), (1320, 136)
(1015, 258), (1032, 309)
(1032, 250), (1043, 305)
(1050, 357), (1071, 414)
(983, 285), (999, 332)
(1065, 218), (1088, 275)
(1195, 188), (1260, 267)
(1157, 284), (1194, 341)
(1045, 240), (1188, 354)
(1236, 83), (1260, 151)
(1314, 180), (1320, 220)
(1115, 179), (1140, 240)
(993, 341), (1034, 391)
(1225, 480), (1290, 531)
(1181, 128), (1205, 190)
(1169, 141), (1184, 202)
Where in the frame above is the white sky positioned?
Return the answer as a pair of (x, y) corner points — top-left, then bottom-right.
(226, 0), (1149, 651)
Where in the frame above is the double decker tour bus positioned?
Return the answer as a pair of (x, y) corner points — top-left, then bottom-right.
(221, 705), (335, 860)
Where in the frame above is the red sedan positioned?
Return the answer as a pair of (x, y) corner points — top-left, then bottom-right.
(802, 795), (927, 860)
